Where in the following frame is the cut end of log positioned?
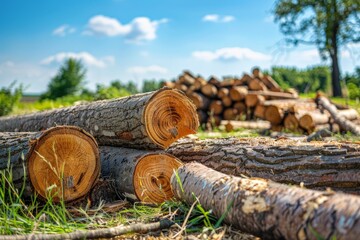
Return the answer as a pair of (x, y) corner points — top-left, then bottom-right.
(145, 88), (199, 149)
(133, 153), (183, 204)
(27, 126), (100, 202)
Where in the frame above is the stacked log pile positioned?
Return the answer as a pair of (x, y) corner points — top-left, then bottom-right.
(164, 69), (360, 135)
(1, 88), (360, 239)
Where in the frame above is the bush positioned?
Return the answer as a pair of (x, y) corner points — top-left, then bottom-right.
(0, 82), (23, 116)
(348, 83), (360, 100)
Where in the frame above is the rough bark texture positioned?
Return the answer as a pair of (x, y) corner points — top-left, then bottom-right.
(171, 162), (360, 240)
(317, 96), (360, 135)
(0, 88), (199, 149)
(167, 137), (360, 194)
(0, 126), (100, 202)
(100, 146), (182, 203)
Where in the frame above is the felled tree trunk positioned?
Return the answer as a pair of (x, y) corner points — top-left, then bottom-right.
(171, 162), (360, 240)
(221, 120), (270, 132)
(0, 88), (199, 149)
(100, 146), (182, 204)
(0, 126), (100, 203)
(317, 96), (360, 135)
(167, 138), (360, 194)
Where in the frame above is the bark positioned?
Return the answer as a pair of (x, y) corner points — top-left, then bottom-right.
(229, 86), (248, 101)
(338, 109), (359, 121)
(179, 71), (196, 86)
(0, 126), (100, 203)
(0, 88), (199, 149)
(167, 137), (360, 194)
(233, 101), (246, 114)
(100, 146), (182, 204)
(317, 96), (360, 135)
(194, 77), (207, 90)
(221, 120), (270, 132)
(171, 162), (360, 240)
(261, 75), (281, 91)
(330, 47), (342, 97)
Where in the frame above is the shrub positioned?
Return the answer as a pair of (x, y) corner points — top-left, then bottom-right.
(0, 82), (23, 116)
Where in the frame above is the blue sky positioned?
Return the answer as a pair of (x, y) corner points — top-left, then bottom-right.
(0, 0), (359, 93)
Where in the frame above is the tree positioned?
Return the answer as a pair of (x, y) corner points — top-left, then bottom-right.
(41, 58), (86, 100)
(142, 79), (161, 93)
(273, 0), (360, 97)
(110, 80), (139, 94)
(0, 82), (22, 116)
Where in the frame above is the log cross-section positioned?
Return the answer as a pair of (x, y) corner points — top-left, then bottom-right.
(0, 126), (100, 203)
(0, 88), (199, 149)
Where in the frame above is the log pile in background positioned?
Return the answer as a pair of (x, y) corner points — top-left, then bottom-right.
(164, 68), (360, 135)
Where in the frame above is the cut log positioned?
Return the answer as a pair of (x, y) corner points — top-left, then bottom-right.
(241, 73), (253, 83)
(179, 72), (195, 86)
(208, 76), (221, 87)
(0, 88), (199, 149)
(317, 96), (360, 135)
(283, 114), (300, 132)
(245, 94), (265, 107)
(100, 146), (182, 204)
(299, 112), (330, 132)
(254, 104), (266, 119)
(229, 86), (248, 101)
(252, 67), (263, 79)
(248, 78), (267, 91)
(209, 100), (223, 115)
(0, 126), (100, 202)
(223, 108), (238, 121)
(261, 75), (281, 91)
(201, 83), (218, 98)
(338, 108), (359, 121)
(167, 137), (360, 194)
(222, 120), (270, 132)
(193, 77), (207, 90)
(233, 101), (247, 115)
(248, 91), (298, 100)
(264, 105), (284, 125)
(163, 81), (175, 88)
(174, 83), (188, 93)
(171, 162), (360, 240)
(196, 110), (208, 124)
(222, 96), (233, 107)
(217, 88), (229, 99)
(188, 92), (210, 110)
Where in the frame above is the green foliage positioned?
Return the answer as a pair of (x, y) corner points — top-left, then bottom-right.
(93, 84), (130, 100)
(270, 65), (331, 93)
(273, 0), (360, 96)
(344, 67), (360, 99)
(0, 82), (23, 116)
(110, 80), (139, 94)
(142, 79), (162, 92)
(41, 58), (86, 100)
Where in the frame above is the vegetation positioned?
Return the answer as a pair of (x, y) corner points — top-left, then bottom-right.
(0, 82), (23, 116)
(40, 59), (86, 100)
(273, 0), (360, 97)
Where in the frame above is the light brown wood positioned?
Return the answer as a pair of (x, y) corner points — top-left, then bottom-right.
(254, 104), (266, 119)
(188, 92), (210, 110)
(171, 162), (360, 239)
(233, 101), (247, 115)
(248, 91), (298, 100)
(264, 105), (284, 125)
(193, 77), (207, 90)
(283, 114), (300, 132)
(0, 126), (100, 203)
(100, 147), (182, 204)
(338, 108), (359, 121)
(261, 75), (281, 91)
(222, 96), (233, 107)
(209, 100), (223, 115)
(245, 94), (265, 107)
(0, 88), (199, 149)
(222, 120), (270, 132)
(229, 86), (248, 101)
(248, 78), (267, 91)
(201, 83), (218, 98)
(299, 112), (330, 132)
(218, 88), (229, 98)
(251, 67), (264, 79)
(223, 108), (238, 120)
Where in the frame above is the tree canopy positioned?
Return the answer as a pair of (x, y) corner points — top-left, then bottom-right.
(273, 0), (360, 97)
(41, 58), (86, 100)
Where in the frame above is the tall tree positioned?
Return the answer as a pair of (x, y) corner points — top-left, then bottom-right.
(273, 0), (360, 97)
(41, 58), (86, 100)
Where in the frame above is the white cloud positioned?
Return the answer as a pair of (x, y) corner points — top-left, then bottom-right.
(85, 15), (168, 42)
(128, 65), (168, 74)
(41, 52), (115, 68)
(192, 47), (271, 62)
(202, 14), (235, 23)
(52, 25), (76, 37)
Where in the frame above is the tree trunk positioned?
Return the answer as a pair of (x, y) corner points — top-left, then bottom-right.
(188, 92), (210, 110)
(330, 39), (342, 97)
(0, 88), (199, 149)
(248, 91), (298, 99)
(171, 162), (360, 240)
(317, 96), (360, 135)
(201, 84), (218, 98)
(167, 137), (360, 194)
(264, 105), (284, 125)
(221, 120), (270, 132)
(229, 86), (248, 101)
(100, 146), (182, 204)
(299, 112), (330, 133)
(209, 100), (223, 115)
(0, 126), (100, 203)
(283, 114), (300, 132)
